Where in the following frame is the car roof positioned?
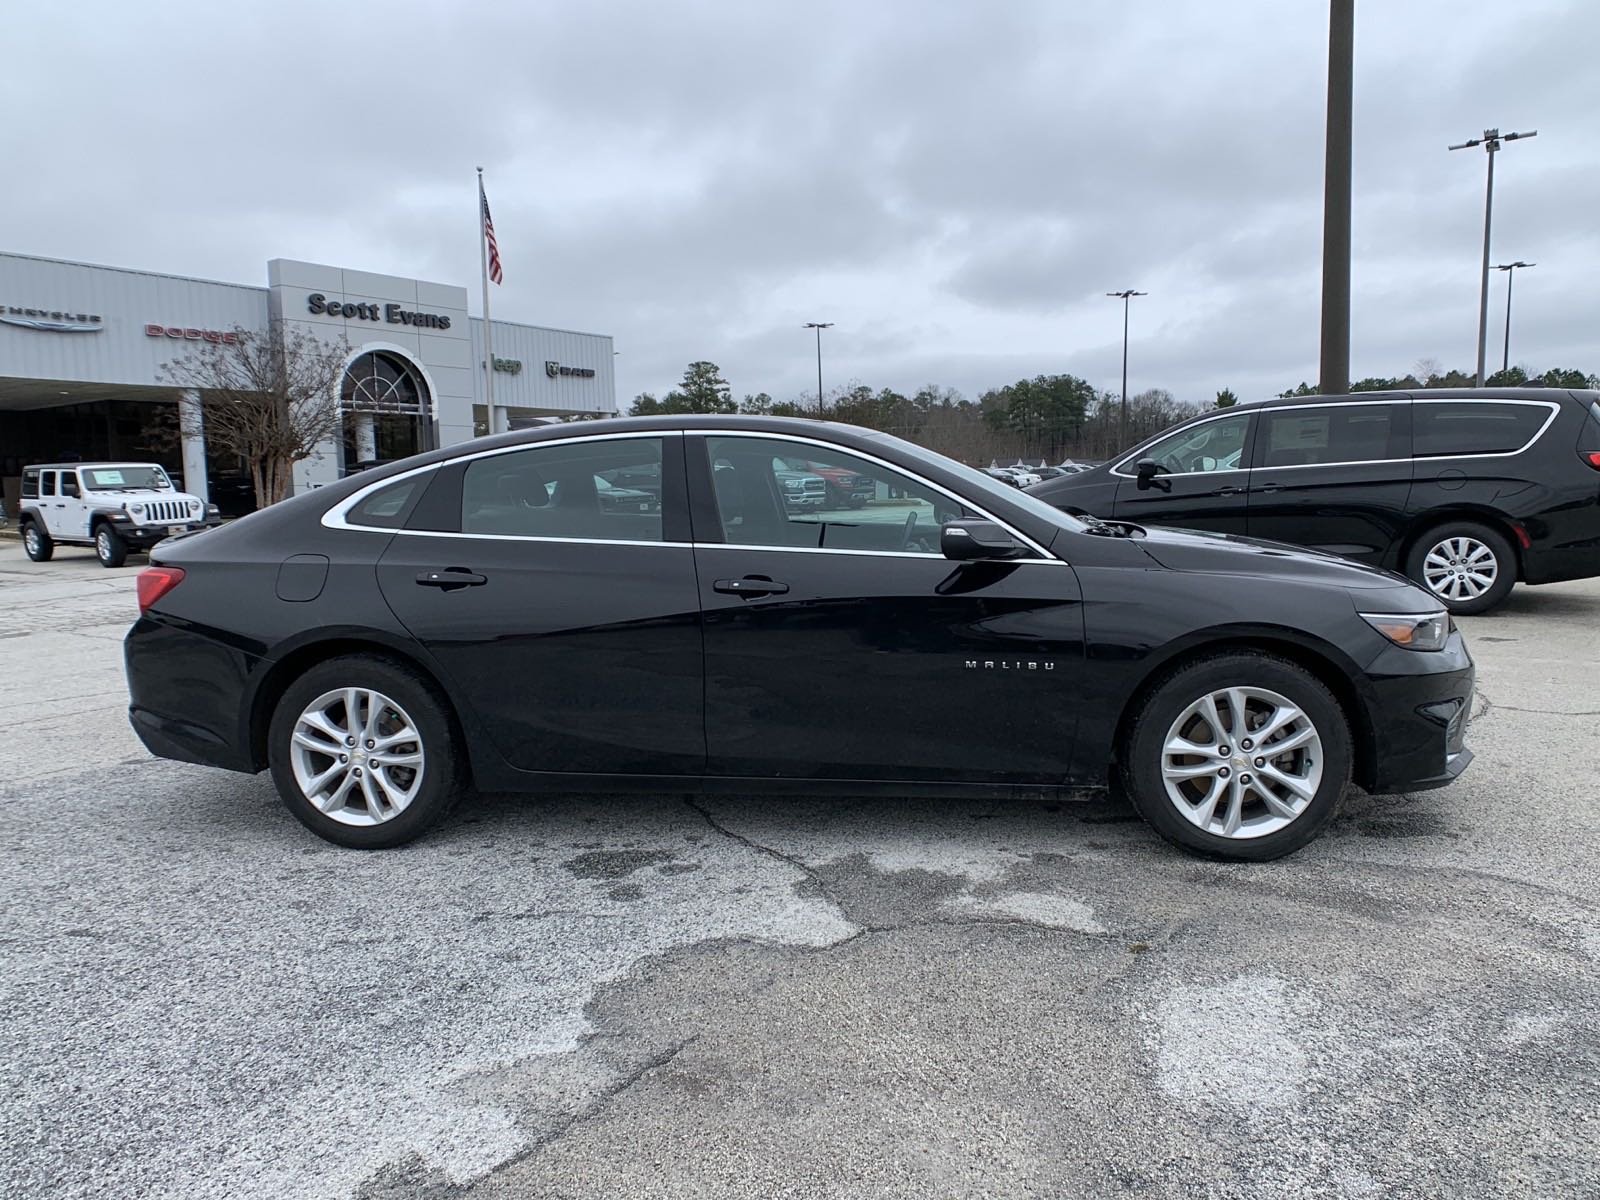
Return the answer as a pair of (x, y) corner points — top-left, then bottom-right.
(25, 461), (167, 470)
(1237, 387), (1597, 411)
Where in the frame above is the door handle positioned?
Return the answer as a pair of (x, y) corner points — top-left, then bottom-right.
(713, 577), (790, 597)
(1255, 483), (1283, 494)
(1217, 485), (1246, 496)
(416, 569), (487, 590)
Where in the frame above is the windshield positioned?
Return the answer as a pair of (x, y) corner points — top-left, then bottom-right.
(860, 430), (1090, 532)
(81, 466), (171, 491)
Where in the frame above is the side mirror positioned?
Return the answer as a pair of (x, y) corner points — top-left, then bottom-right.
(62, 480), (81, 498)
(941, 518), (1026, 561)
(1134, 458), (1171, 492)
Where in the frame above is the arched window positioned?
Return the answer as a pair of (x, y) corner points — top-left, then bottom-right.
(342, 352), (428, 415)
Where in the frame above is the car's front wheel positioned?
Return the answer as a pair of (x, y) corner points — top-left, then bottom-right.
(1404, 522), (1515, 615)
(267, 655), (468, 848)
(22, 521), (53, 562)
(1124, 652), (1352, 860)
(95, 524), (128, 568)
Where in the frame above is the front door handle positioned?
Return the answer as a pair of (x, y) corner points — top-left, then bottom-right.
(416, 569), (487, 590)
(713, 576), (790, 597)
(1217, 485), (1247, 496)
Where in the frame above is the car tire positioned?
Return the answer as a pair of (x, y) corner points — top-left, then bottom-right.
(22, 521), (54, 562)
(1404, 522), (1515, 616)
(95, 523), (128, 568)
(1124, 651), (1352, 861)
(267, 654), (469, 849)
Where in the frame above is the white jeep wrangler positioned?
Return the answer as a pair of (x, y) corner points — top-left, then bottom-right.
(18, 462), (221, 568)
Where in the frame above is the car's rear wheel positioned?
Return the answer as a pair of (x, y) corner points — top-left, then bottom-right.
(1404, 521), (1515, 615)
(1124, 652), (1351, 860)
(95, 524), (128, 568)
(22, 521), (53, 562)
(267, 655), (467, 848)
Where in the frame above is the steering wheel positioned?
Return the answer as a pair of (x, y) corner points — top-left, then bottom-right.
(899, 509), (921, 551)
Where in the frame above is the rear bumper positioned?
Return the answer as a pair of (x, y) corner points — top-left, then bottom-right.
(124, 616), (260, 773)
(1361, 633), (1476, 794)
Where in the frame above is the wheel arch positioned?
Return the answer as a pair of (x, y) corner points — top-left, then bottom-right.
(1399, 506), (1525, 582)
(1111, 631), (1378, 792)
(245, 633), (476, 776)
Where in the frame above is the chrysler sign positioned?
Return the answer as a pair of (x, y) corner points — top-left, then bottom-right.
(1, 304), (103, 333)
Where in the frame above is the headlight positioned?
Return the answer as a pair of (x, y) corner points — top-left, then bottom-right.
(128, 502), (145, 515)
(1360, 611), (1451, 651)
(783, 479), (803, 490)
(190, 501), (202, 515)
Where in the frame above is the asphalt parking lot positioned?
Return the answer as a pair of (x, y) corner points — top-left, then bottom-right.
(4, 541), (1599, 1200)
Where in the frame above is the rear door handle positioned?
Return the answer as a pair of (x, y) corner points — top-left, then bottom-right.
(1217, 485), (1247, 496)
(713, 577), (790, 597)
(416, 569), (487, 589)
(1255, 483), (1282, 494)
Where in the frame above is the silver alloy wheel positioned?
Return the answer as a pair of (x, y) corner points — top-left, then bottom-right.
(1160, 685), (1323, 840)
(289, 687), (425, 826)
(96, 528), (114, 561)
(1422, 535), (1498, 603)
(24, 526), (42, 555)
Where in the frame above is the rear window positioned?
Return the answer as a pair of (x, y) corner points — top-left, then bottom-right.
(1414, 402), (1551, 457)
(21, 471), (38, 499)
(1260, 405), (1398, 467)
(345, 476), (423, 528)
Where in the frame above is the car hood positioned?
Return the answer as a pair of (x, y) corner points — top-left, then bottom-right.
(1131, 524), (1409, 591)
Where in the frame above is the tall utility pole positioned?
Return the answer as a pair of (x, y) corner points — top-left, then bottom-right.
(1319, 0), (1354, 397)
(1494, 261), (1534, 374)
(1449, 127), (1537, 386)
(1106, 290), (1145, 449)
(804, 322), (833, 413)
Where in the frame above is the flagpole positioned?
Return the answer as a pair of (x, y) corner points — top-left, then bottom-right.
(477, 166), (496, 424)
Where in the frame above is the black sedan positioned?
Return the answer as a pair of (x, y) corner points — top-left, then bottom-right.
(124, 415), (1475, 860)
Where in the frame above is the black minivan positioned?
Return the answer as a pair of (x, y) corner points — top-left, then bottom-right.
(1029, 388), (1600, 614)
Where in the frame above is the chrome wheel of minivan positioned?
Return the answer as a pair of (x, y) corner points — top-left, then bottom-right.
(1159, 685), (1324, 840)
(1422, 535), (1498, 603)
(289, 687), (425, 826)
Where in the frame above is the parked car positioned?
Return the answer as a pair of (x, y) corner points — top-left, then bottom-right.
(18, 461), (220, 567)
(778, 457), (875, 508)
(124, 415), (1474, 861)
(982, 467), (1026, 487)
(1029, 388), (1600, 615)
(771, 459), (828, 510)
(1006, 464), (1043, 487)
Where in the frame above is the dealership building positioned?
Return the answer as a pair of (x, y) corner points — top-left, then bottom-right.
(0, 251), (616, 514)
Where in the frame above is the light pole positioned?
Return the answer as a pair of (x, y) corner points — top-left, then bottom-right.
(1449, 127), (1536, 387)
(1319, 0), (1354, 396)
(1107, 290), (1145, 449)
(1494, 261), (1534, 375)
(803, 322), (833, 413)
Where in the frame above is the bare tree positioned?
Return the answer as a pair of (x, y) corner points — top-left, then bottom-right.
(161, 321), (350, 508)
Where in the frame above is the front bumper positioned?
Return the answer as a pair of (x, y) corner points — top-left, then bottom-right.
(118, 517), (221, 547)
(1360, 630), (1477, 794)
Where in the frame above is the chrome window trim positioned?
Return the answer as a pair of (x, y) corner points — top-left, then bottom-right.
(322, 426), (1066, 564)
(693, 428), (1063, 562)
(321, 430), (683, 533)
(1410, 397), (1560, 460)
(1108, 408), (1259, 479)
(1109, 396), (1561, 479)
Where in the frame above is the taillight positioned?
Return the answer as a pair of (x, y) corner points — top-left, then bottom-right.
(136, 566), (186, 614)
(1582, 450), (1600, 470)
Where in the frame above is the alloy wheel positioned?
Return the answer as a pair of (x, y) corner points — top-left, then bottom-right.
(96, 529), (113, 562)
(1422, 536), (1498, 603)
(289, 687), (425, 826)
(25, 527), (41, 556)
(1160, 686), (1323, 840)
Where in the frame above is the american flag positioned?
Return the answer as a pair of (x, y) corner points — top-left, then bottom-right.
(480, 179), (503, 285)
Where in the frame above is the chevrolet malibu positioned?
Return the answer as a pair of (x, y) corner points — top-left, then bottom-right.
(124, 416), (1475, 860)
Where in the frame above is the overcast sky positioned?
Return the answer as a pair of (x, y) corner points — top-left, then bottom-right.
(3, 1), (1596, 410)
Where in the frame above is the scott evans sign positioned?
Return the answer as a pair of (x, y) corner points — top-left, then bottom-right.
(545, 360), (596, 378)
(307, 293), (451, 330)
(146, 324), (240, 344)
(1, 304), (103, 333)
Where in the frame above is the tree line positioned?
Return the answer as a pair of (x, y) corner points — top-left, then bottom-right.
(630, 360), (1598, 466)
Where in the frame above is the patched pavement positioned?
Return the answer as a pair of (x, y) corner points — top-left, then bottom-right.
(3, 543), (1598, 1199)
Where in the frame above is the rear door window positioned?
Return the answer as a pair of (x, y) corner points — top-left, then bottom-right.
(1259, 404), (1400, 467)
(41, 471), (57, 497)
(1413, 402), (1552, 457)
(461, 437), (666, 541)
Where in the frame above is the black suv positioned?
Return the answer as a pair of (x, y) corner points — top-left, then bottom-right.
(1029, 388), (1600, 614)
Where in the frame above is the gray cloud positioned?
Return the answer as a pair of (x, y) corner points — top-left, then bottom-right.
(2, 0), (1595, 411)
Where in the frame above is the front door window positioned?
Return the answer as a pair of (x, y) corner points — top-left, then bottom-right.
(1138, 414), (1250, 476)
